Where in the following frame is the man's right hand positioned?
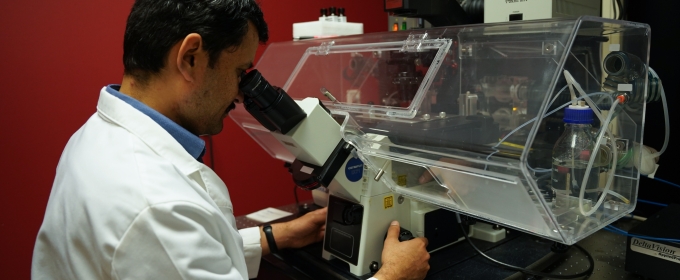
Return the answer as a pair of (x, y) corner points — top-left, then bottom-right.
(373, 221), (430, 280)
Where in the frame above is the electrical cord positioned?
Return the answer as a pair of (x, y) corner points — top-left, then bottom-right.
(616, 0), (624, 20)
(651, 177), (680, 190)
(456, 214), (595, 279)
(637, 199), (668, 207)
(605, 225), (680, 243)
(293, 185), (300, 206)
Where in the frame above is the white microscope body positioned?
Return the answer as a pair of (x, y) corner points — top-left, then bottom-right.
(234, 16), (655, 278)
(273, 97), (492, 276)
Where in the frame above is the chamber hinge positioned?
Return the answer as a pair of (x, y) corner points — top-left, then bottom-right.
(311, 41), (336, 56)
(401, 33), (428, 52)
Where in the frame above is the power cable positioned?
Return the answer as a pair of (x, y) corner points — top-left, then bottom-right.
(652, 177), (680, 190)
(616, 0), (625, 20)
(605, 225), (680, 243)
(456, 214), (594, 279)
(637, 199), (668, 207)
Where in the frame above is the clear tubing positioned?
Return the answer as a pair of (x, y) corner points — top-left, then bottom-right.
(548, 85), (569, 110)
(493, 89), (608, 152)
(564, 70), (606, 122)
(578, 99), (620, 216)
(647, 67), (669, 159)
(606, 189), (630, 204)
(486, 92), (613, 163)
(545, 93), (613, 121)
(566, 79), (578, 106)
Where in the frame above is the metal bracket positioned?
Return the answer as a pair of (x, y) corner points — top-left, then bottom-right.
(311, 41), (335, 56)
(460, 44), (473, 57)
(401, 33), (428, 52)
(542, 41), (557, 55)
(458, 91), (478, 116)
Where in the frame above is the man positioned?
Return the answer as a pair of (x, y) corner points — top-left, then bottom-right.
(32, 0), (430, 279)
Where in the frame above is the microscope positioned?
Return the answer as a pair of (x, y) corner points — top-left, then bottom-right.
(232, 16), (657, 277)
(239, 69), (495, 275)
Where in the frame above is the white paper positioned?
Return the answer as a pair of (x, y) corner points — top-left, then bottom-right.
(245, 207), (293, 223)
(300, 166), (314, 174)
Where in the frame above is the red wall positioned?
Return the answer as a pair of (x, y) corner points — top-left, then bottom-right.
(0, 0), (386, 278)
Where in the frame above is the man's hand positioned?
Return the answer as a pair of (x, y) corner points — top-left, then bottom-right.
(374, 221), (430, 280)
(260, 207), (327, 255)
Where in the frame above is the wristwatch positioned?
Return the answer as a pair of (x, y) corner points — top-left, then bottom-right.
(262, 223), (278, 254)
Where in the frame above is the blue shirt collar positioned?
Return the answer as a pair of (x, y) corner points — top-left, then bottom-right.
(106, 85), (206, 162)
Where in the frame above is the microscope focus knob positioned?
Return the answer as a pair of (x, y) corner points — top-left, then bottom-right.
(369, 261), (380, 274)
(342, 205), (364, 225)
(398, 229), (415, 242)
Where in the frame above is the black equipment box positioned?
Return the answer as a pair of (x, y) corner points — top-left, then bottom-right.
(625, 204), (680, 280)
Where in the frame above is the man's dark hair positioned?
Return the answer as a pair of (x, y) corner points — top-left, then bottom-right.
(123, 0), (268, 83)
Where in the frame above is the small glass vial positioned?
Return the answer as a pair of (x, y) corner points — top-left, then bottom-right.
(319, 8), (327, 22)
(338, 8), (346, 22)
(327, 7), (337, 22)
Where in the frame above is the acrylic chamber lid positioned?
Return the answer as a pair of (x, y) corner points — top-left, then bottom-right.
(230, 16), (651, 244)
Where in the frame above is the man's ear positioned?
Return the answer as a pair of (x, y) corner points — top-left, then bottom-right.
(176, 33), (205, 83)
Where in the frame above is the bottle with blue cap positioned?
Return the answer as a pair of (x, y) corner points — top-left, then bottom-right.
(551, 100), (606, 210)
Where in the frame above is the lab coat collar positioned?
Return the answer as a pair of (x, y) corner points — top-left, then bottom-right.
(105, 85), (206, 161)
(96, 87), (203, 176)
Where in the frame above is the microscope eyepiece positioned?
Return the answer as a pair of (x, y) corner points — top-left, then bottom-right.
(239, 69), (306, 134)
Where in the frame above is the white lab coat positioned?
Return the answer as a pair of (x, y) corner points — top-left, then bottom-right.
(32, 88), (262, 279)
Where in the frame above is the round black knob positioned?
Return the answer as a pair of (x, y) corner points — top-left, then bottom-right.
(399, 230), (414, 242)
(369, 261), (379, 274)
(342, 205), (363, 225)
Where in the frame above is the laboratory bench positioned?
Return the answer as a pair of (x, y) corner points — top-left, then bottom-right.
(236, 201), (645, 280)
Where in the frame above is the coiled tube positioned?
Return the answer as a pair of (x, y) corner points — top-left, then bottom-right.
(578, 99), (620, 216)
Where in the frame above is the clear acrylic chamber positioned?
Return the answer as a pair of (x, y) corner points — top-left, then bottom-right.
(231, 16), (650, 244)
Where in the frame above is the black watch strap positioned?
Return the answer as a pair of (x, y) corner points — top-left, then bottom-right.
(262, 224), (278, 254)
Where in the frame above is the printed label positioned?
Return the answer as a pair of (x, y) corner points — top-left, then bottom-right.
(384, 195), (394, 209)
(345, 157), (364, 182)
(397, 175), (408, 186)
(630, 238), (680, 264)
(618, 84), (633, 91)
